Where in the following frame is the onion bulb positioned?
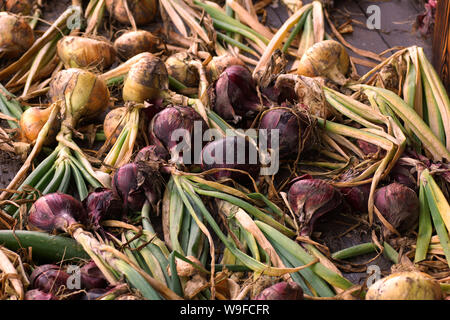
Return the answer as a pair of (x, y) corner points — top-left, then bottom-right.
(366, 272), (443, 300)
(254, 281), (303, 300)
(57, 36), (116, 71)
(0, 12), (34, 59)
(25, 289), (56, 300)
(105, 0), (157, 26)
(103, 107), (126, 145)
(114, 30), (158, 60)
(166, 52), (199, 87)
(19, 106), (60, 145)
(30, 264), (70, 294)
(4, 0), (31, 14)
(123, 55), (168, 103)
(49, 68), (110, 124)
(205, 54), (246, 83)
(296, 40), (350, 85)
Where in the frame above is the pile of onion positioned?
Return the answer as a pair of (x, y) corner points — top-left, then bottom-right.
(0, 12), (34, 59)
(105, 0), (157, 26)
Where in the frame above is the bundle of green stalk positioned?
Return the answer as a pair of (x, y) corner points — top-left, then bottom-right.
(0, 68), (113, 218)
(0, 83), (23, 129)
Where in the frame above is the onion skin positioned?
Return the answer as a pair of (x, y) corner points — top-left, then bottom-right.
(288, 179), (342, 235)
(296, 40), (350, 85)
(366, 272), (443, 300)
(27, 193), (88, 233)
(114, 30), (158, 60)
(258, 108), (301, 160)
(105, 0), (157, 26)
(374, 183), (419, 236)
(103, 107), (126, 145)
(83, 188), (123, 231)
(49, 68), (110, 123)
(80, 261), (108, 290)
(25, 289), (56, 300)
(205, 54), (246, 83)
(30, 265), (70, 294)
(201, 136), (260, 181)
(19, 107), (60, 145)
(0, 12), (34, 59)
(254, 281), (303, 300)
(123, 55), (169, 103)
(134, 145), (169, 163)
(5, 0), (31, 14)
(149, 105), (207, 164)
(211, 65), (262, 124)
(166, 52), (199, 87)
(57, 36), (116, 71)
(340, 184), (371, 213)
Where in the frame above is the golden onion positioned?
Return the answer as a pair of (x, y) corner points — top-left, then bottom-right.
(165, 52), (199, 87)
(4, 0), (31, 14)
(122, 55), (168, 103)
(114, 30), (158, 60)
(103, 107), (126, 145)
(296, 40), (350, 85)
(366, 271), (443, 300)
(0, 12), (34, 59)
(105, 0), (157, 26)
(205, 53), (246, 83)
(57, 36), (116, 71)
(49, 68), (110, 124)
(19, 107), (60, 145)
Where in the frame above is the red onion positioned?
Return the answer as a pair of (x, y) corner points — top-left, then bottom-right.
(389, 164), (417, 190)
(210, 65), (262, 124)
(30, 264), (70, 294)
(258, 108), (301, 160)
(134, 145), (169, 163)
(254, 281), (303, 300)
(201, 136), (260, 182)
(341, 184), (371, 213)
(357, 140), (379, 155)
(81, 288), (109, 300)
(288, 179), (342, 235)
(27, 193), (88, 233)
(148, 105), (207, 165)
(25, 289), (56, 300)
(112, 162), (164, 212)
(80, 261), (108, 290)
(374, 183), (419, 235)
(83, 188), (123, 231)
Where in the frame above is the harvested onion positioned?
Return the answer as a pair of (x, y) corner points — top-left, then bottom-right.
(0, 12), (34, 59)
(105, 0), (157, 26)
(205, 54), (246, 83)
(103, 107), (127, 145)
(166, 52), (199, 88)
(57, 36), (116, 71)
(19, 107), (60, 145)
(4, 0), (31, 14)
(114, 30), (158, 60)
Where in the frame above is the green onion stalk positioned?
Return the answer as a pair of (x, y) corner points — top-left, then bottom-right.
(0, 83), (23, 129)
(1, 68), (111, 217)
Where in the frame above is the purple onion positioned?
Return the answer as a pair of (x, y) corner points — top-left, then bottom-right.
(374, 182), (419, 235)
(201, 136), (260, 182)
(83, 188), (123, 231)
(134, 145), (169, 163)
(389, 164), (417, 190)
(254, 281), (303, 300)
(112, 162), (164, 212)
(30, 264), (70, 294)
(288, 179), (342, 235)
(25, 289), (56, 300)
(341, 184), (371, 213)
(80, 261), (108, 290)
(81, 288), (109, 300)
(148, 105), (207, 165)
(211, 65), (262, 124)
(258, 108), (301, 159)
(27, 193), (87, 233)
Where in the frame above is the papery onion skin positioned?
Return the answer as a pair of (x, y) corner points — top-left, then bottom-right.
(205, 54), (246, 83)
(25, 289), (56, 300)
(134, 145), (169, 163)
(123, 55), (169, 103)
(27, 193), (88, 233)
(201, 136), (260, 181)
(105, 0), (157, 26)
(83, 188), (123, 231)
(166, 52), (199, 87)
(288, 179), (342, 235)
(340, 184), (371, 213)
(103, 107), (126, 145)
(30, 264), (70, 294)
(5, 0), (31, 14)
(80, 261), (108, 290)
(0, 12), (34, 59)
(254, 281), (303, 300)
(366, 272), (443, 300)
(19, 107), (60, 145)
(57, 36), (116, 71)
(114, 30), (158, 60)
(49, 68), (110, 123)
(374, 182), (419, 236)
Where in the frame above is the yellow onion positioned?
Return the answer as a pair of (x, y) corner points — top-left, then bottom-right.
(123, 55), (168, 103)
(4, 0), (31, 14)
(165, 52), (199, 87)
(366, 272), (443, 300)
(0, 12), (34, 59)
(103, 107), (126, 145)
(105, 0), (157, 26)
(114, 30), (158, 60)
(296, 40), (350, 85)
(19, 106), (60, 145)
(49, 68), (110, 124)
(205, 54), (246, 83)
(57, 36), (116, 71)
